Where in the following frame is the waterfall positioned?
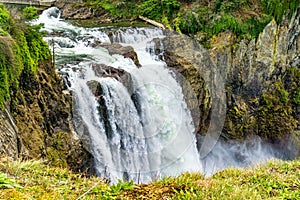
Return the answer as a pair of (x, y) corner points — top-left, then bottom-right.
(34, 7), (278, 183)
(34, 7), (201, 183)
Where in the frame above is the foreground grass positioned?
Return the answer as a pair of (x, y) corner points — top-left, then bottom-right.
(0, 158), (299, 199)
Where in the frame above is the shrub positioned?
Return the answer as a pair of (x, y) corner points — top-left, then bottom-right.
(260, 0), (300, 22)
(0, 6), (50, 106)
(139, 0), (181, 21)
(215, 0), (247, 13)
(0, 4), (9, 26)
(22, 6), (38, 20)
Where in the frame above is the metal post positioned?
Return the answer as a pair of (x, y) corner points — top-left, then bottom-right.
(51, 38), (55, 68)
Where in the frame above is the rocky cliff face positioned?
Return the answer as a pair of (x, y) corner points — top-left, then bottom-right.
(0, 58), (94, 173)
(161, 8), (300, 158)
(0, 105), (21, 159)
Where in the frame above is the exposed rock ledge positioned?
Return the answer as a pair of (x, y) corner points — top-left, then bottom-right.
(0, 105), (21, 158)
(54, 1), (117, 22)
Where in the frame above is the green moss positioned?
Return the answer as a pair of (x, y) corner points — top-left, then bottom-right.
(0, 5), (50, 106)
(293, 87), (300, 105)
(257, 81), (296, 140)
(46, 132), (72, 168)
(223, 73), (299, 141)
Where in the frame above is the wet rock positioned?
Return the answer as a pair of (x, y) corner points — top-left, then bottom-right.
(8, 58), (94, 173)
(162, 33), (219, 135)
(97, 43), (141, 67)
(91, 63), (127, 80)
(87, 80), (101, 97)
(55, 2), (115, 22)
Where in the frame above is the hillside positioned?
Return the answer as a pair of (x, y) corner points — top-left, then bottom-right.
(57, 0), (300, 46)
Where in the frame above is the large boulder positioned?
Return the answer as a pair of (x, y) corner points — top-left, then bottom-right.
(97, 43), (141, 67)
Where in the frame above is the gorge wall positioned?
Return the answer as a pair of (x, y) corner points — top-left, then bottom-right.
(0, 58), (93, 173)
(161, 7), (300, 158)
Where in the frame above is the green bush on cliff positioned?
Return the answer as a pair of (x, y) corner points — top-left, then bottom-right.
(22, 6), (38, 20)
(0, 5), (50, 107)
(215, 0), (247, 13)
(0, 4), (9, 26)
(261, 0), (300, 22)
(0, 39), (11, 104)
(85, 1), (299, 45)
(138, 0), (181, 21)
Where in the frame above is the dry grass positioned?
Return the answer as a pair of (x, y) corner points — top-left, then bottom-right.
(0, 157), (299, 199)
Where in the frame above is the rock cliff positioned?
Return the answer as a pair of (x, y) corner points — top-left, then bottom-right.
(0, 58), (94, 173)
(161, 8), (300, 158)
(0, 105), (21, 159)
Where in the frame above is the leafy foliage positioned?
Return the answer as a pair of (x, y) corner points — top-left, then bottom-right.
(139, 0), (181, 20)
(261, 0), (300, 22)
(215, 0), (247, 13)
(293, 87), (300, 105)
(22, 6), (38, 20)
(0, 4), (9, 27)
(0, 5), (50, 107)
(86, 0), (300, 46)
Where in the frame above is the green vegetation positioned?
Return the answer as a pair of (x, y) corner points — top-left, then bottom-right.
(139, 0), (181, 21)
(261, 0), (299, 22)
(0, 4), (50, 106)
(0, 157), (299, 199)
(293, 88), (300, 105)
(0, 173), (21, 189)
(224, 67), (300, 141)
(257, 82), (297, 140)
(84, 0), (299, 44)
(22, 6), (38, 20)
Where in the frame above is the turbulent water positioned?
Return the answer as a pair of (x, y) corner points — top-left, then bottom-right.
(34, 7), (277, 183)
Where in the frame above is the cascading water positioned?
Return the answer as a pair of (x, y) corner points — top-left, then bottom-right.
(34, 7), (278, 183)
(34, 7), (201, 183)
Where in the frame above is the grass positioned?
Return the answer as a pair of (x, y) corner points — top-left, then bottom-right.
(0, 157), (299, 199)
